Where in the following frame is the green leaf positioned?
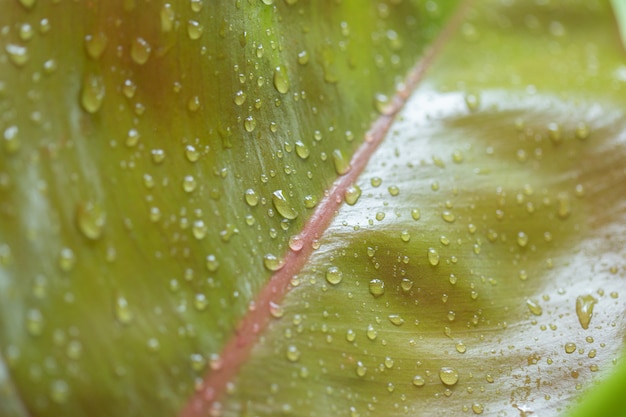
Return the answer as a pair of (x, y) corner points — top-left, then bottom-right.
(1, 1), (626, 417)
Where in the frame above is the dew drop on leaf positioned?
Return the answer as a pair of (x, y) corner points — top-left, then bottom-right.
(58, 248), (76, 272)
(263, 253), (283, 271)
(472, 403), (484, 415)
(565, 342), (577, 354)
(286, 345), (300, 362)
(272, 190), (298, 219)
(427, 247), (440, 266)
(187, 20), (203, 40)
(526, 298), (543, 316)
(76, 201), (106, 240)
(575, 294), (598, 329)
(3, 126), (20, 154)
(84, 32), (108, 60)
(439, 367), (459, 386)
(130, 37), (151, 65)
(295, 141), (309, 159)
(273, 65), (289, 94)
(80, 73), (105, 114)
(369, 278), (385, 297)
(325, 266), (343, 285)
(388, 314), (404, 326)
(5, 43), (29, 66)
(344, 184), (361, 205)
(244, 188), (259, 207)
(114, 296), (133, 325)
(26, 308), (44, 336)
(355, 361), (367, 377)
(332, 149), (351, 175)
(205, 254), (219, 272)
(50, 379), (69, 404)
(412, 375), (425, 387)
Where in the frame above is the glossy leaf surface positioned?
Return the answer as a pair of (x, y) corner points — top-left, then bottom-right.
(1, 1), (626, 417)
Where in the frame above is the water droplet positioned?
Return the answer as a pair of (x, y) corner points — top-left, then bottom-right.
(183, 175), (197, 193)
(5, 43), (29, 66)
(288, 235), (303, 252)
(464, 93), (480, 112)
(366, 324), (377, 340)
(190, 353), (206, 371)
(472, 403), (484, 415)
(161, 3), (175, 32)
(147, 337), (160, 352)
(244, 115), (256, 132)
(410, 208), (421, 221)
(441, 210), (455, 223)
(346, 329), (356, 342)
(50, 379), (69, 404)
(556, 193), (571, 219)
(286, 345), (301, 362)
(295, 141), (310, 159)
(76, 201), (106, 240)
(26, 309), (44, 336)
(3, 126), (20, 154)
(187, 20), (204, 39)
(263, 253), (283, 271)
(80, 73), (105, 113)
(388, 314), (404, 326)
(273, 65), (289, 94)
(325, 266), (343, 285)
(297, 50), (309, 65)
(194, 293), (208, 311)
(400, 230), (410, 242)
(526, 299), (543, 316)
(114, 296), (133, 324)
(85, 32), (108, 60)
(369, 278), (385, 297)
(388, 185), (399, 196)
(244, 189), (259, 207)
(439, 367), (459, 386)
(548, 122), (562, 145)
(564, 342), (577, 354)
(400, 278), (413, 291)
(356, 361), (367, 377)
(412, 375), (425, 387)
(371, 177), (382, 187)
(332, 149), (351, 175)
(131, 37), (151, 65)
(269, 301), (284, 318)
(192, 220), (207, 239)
(233, 90), (247, 106)
(344, 184), (361, 205)
(125, 128), (140, 147)
(517, 231), (529, 248)
(272, 190), (298, 219)
(456, 342), (467, 353)
(58, 248), (76, 271)
(205, 254), (219, 272)
(576, 294), (597, 329)
(576, 122), (589, 140)
(427, 248), (440, 266)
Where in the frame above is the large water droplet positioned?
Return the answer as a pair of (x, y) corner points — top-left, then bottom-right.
(272, 190), (298, 220)
(325, 266), (343, 285)
(273, 65), (290, 94)
(344, 184), (361, 205)
(575, 294), (597, 329)
(439, 367), (459, 386)
(263, 253), (283, 271)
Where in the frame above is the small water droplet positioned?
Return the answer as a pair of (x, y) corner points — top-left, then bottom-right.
(576, 122), (589, 140)
(269, 301), (284, 318)
(556, 193), (571, 219)
(161, 3), (175, 32)
(412, 375), (425, 387)
(295, 141), (310, 159)
(273, 65), (289, 94)
(26, 309), (44, 336)
(369, 278), (385, 297)
(441, 210), (455, 223)
(526, 299), (543, 316)
(286, 345), (301, 362)
(325, 266), (343, 285)
(517, 231), (529, 248)
(427, 248), (440, 266)
(80, 73), (105, 114)
(50, 379), (69, 404)
(18, 0), (36, 9)
(400, 278), (413, 291)
(344, 184), (361, 205)
(263, 253), (283, 271)
(3, 126), (20, 154)
(183, 175), (197, 193)
(464, 93), (480, 112)
(575, 294), (597, 329)
(332, 149), (351, 175)
(388, 185), (399, 196)
(366, 324), (377, 340)
(114, 296), (133, 324)
(346, 329), (356, 342)
(187, 20), (204, 39)
(371, 177), (382, 187)
(439, 367), (459, 386)
(190, 353), (206, 371)
(192, 220), (207, 239)
(233, 90), (246, 106)
(356, 361), (367, 377)
(272, 190), (298, 219)
(85, 32), (108, 60)
(5, 43), (29, 66)
(244, 189), (259, 207)
(205, 254), (219, 272)
(297, 50), (309, 65)
(548, 122), (562, 145)
(564, 342), (576, 354)
(58, 248), (76, 271)
(76, 201), (106, 240)
(472, 403), (484, 415)
(131, 37), (151, 65)
(388, 314), (404, 326)
(194, 293), (208, 311)
(244, 116), (256, 132)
